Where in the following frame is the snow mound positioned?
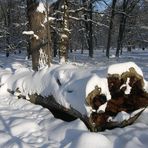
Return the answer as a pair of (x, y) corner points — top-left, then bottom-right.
(108, 62), (143, 76)
(10, 119), (41, 136)
(0, 69), (12, 86)
(85, 74), (111, 100)
(67, 132), (112, 148)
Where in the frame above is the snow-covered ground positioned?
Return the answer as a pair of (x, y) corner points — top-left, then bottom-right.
(0, 49), (148, 148)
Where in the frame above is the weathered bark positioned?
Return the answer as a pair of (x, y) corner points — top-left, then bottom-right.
(88, 2), (93, 58)
(27, 0), (51, 71)
(106, 0), (117, 58)
(107, 67), (148, 114)
(82, 0), (93, 58)
(85, 66), (148, 130)
(116, 14), (127, 57)
(90, 108), (146, 131)
(116, 0), (141, 57)
(59, 0), (70, 63)
(86, 86), (107, 111)
(116, 0), (128, 57)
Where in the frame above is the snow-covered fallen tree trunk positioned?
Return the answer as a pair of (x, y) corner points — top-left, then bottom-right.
(7, 89), (146, 132)
(7, 89), (94, 131)
(4, 62), (148, 132)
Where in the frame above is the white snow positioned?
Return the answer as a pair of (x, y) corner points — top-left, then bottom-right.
(36, 2), (45, 13)
(0, 49), (148, 147)
(23, 31), (39, 40)
(33, 34), (39, 40)
(108, 61), (143, 76)
(39, 48), (48, 68)
(120, 78), (132, 94)
(66, 132), (112, 148)
(98, 102), (108, 112)
(61, 34), (68, 39)
(108, 61), (148, 93)
(60, 57), (66, 64)
(85, 74), (111, 100)
(36, 0), (58, 13)
(141, 26), (148, 30)
(22, 31), (34, 35)
(111, 111), (130, 122)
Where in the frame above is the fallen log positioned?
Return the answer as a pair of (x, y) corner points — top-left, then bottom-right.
(7, 89), (95, 132)
(7, 88), (147, 132)
(6, 63), (148, 132)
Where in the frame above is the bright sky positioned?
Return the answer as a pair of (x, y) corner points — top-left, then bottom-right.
(95, 0), (111, 12)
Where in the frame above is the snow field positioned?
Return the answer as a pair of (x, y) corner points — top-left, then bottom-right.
(0, 49), (148, 147)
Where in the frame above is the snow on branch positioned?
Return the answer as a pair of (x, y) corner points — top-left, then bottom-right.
(22, 31), (39, 40)
(69, 16), (109, 28)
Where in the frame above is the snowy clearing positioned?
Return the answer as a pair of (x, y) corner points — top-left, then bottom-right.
(0, 49), (148, 148)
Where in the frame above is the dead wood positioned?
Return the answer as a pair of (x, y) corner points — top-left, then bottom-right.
(6, 67), (148, 132)
(86, 86), (107, 111)
(7, 87), (147, 132)
(7, 89), (95, 132)
(89, 107), (146, 131)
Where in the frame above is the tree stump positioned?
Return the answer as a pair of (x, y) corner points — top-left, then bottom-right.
(86, 66), (148, 130)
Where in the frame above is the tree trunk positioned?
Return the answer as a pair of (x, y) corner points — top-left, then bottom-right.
(53, 31), (58, 57)
(106, 0), (117, 58)
(116, 15), (127, 57)
(88, 2), (93, 58)
(116, 0), (128, 57)
(5, 0), (12, 56)
(82, 0), (93, 58)
(27, 0), (51, 71)
(59, 0), (70, 63)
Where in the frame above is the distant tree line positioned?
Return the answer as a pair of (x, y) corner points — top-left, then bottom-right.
(0, 0), (148, 70)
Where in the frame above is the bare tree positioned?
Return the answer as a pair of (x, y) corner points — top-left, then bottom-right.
(59, 0), (70, 63)
(106, 0), (117, 58)
(116, 0), (141, 57)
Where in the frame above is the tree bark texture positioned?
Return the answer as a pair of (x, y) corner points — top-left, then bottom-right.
(106, 0), (117, 58)
(59, 0), (70, 63)
(88, 2), (93, 58)
(82, 0), (93, 58)
(27, 0), (51, 71)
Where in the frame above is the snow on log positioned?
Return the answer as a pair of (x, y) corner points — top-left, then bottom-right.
(3, 62), (148, 132)
(85, 62), (148, 130)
